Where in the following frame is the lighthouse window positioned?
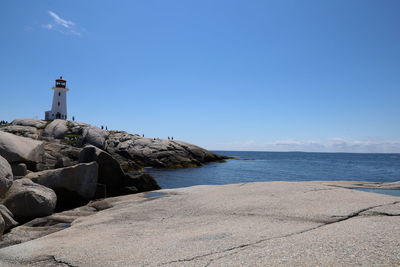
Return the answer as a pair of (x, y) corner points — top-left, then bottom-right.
(59, 92), (61, 96)
(58, 102), (60, 106)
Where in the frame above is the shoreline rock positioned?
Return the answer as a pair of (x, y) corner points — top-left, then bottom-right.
(25, 162), (99, 207)
(0, 118), (225, 239)
(1, 179), (56, 221)
(1, 118), (227, 171)
(0, 181), (399, 266)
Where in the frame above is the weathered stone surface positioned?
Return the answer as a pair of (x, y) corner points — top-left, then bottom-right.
(0, 200), (104, 249)
(124, 172), (160, 192)
(82, 127), (108, 149)
(0, 216), (4, 239)
(10, 163), (27, 177)
(79, 145), (125, 197)
(11, 119), (47, 129)
(0, 181), (399, 266)
(42, 141), (81, 170)
(43, 119), (68, 139)
(0, 155), (13, 197)
(324, 180), (400, 189)
(1, 179), (56, 220)
(3, 118), (226, 172)
(79, 145), (160, 197)
(0, 131), (44, 166)
(0, 125), (39, 140)
(25, 163), (98, 203)
(105, 131), (225, 170)
(0, 205), (18, 233)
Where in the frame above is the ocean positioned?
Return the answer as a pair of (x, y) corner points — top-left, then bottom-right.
(147, 151), (400, 189)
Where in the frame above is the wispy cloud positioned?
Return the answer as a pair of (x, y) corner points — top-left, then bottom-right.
(214, 138), (400, 153)
(42, 10), (81, 35)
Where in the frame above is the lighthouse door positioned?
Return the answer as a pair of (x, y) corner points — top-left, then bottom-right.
(56, 112), (61, 119)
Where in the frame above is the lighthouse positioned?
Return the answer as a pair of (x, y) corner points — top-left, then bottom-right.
(45, 76), (69, 121)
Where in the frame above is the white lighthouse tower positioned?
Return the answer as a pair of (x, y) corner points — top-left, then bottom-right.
(45, 77), (69, 120)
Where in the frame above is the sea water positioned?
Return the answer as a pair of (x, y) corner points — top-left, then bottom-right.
(147, 151), (400, 189)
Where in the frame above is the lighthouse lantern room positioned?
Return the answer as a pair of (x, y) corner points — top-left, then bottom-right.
(45, 76), (69, 121)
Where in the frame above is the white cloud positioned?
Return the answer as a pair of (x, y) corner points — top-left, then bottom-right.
(42, 24), (53, 29)
(42, 11), (81, 35)
(214, 138), (400, 153)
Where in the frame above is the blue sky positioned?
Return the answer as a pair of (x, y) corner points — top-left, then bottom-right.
(1, 0), (399, 152)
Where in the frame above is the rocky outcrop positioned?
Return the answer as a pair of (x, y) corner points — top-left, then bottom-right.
(11, 118), (47, 129)
(42, 141), (80, 170)
(43, 119), (69, 139)
(0, 198), (109, 248)
(82, 126), (109, 149)
(1, 118), (226, 171)
(0, 155), (13, 197)
(10, 163), (27, 177)
(79, 145), (126, 197)
(79, 145), (160, 197)
(0, 216), (4, 238)
(25, 163), (98, 206)
(0, 125), (40, 140)
(105, 131), (225, 170)
(1, 182), (399, 266)
(0, 205), (18, 233)
(124, 172), (161, 193)
(0, 131), (44, 170)
(1, 179), (56, 221)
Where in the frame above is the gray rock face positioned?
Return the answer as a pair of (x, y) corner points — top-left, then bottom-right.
(82, 127), (109, 149)
(0, 131), (44, 167)
(0, 181), (400, 266)
(0, 125), (39, 140)
(124, 172), (161, 192)
(10, 163), (27, 177)
(25, 163), (98, 203)
(79, 145), (125, 197)
(0, 205), (18, 233)
(79, 145), (160, 197)
(1, 179), (56, 220)
(105, 131), (225, 169)
(4, 118), (226, 172)
(0, 155), (13, 197)
(43, 119), (69, 139)
(42, 141), (80, 170)
(0, 215), (4, 238)
(0, 200), (104, 248)
(11, 118), (47, 129)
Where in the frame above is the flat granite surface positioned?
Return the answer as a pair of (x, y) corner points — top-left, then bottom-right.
(0, 181), (399, 266)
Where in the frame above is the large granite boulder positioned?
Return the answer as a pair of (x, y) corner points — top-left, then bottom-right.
(0, 125), (40, 140)
(105, 131), (226, 169)
(0, 216), (4, 239)
(1, 182), (400, 266)
(0, 205), (18, 233)
(0, 155), (13, 197)
(43, 120), (68, 139)
(42, 141), (80, 170)
(10, 163), (27, 177)
(25, 162), (98, 205)
(0, 131), (44, 169)
(1, 179), (56, 220)
(124, 172), (161, 193)
(3, 118), (226, 172)
(79, 145), (160, 197)
(82, 127), (108, 149)
(11, 119), (47, 129)
(79, 145), (125, 197)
